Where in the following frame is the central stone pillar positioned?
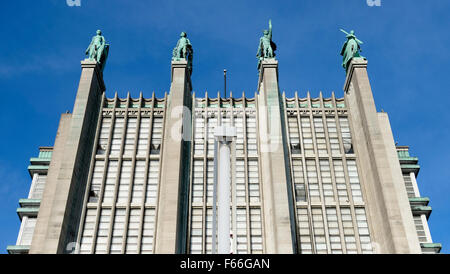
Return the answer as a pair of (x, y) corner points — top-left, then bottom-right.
(344, 58), (421, 253)
(155, 60), (192, 253)
(30, 60), (104, 253)
(257, 59), (295, 253)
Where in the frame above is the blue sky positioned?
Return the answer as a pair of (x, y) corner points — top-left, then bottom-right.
(1, 0), (449, 253)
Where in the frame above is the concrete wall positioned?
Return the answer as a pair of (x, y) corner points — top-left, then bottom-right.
(344, 58), (421, 253)
(257, 59), (295, 253)
(29, 60), (104, 253)
(154, 60), (192, 253)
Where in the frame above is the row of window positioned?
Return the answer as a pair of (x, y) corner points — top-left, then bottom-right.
(79, 207), (156, 254)
(189, 207), (263, 254)
(297, 207), (372, 254)
(97, 116), (163, 156)
(88, 159), (160, 204)
(291, 159), (362, 203)
(193, 113), (257, 156)
(287, 115), (352, 155)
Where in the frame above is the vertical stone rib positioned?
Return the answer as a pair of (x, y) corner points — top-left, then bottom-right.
(257, 59), (294, 253)
(155, 60), (192, 253)
(30, 60), (104, 253)
(344, 58), (421, 253)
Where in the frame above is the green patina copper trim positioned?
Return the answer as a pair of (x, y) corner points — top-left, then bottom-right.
(420, 242), (442, 252)
(6, 245), (30, 254)
(409, 197), (430, 206)
(16, 207), (39, 220)
(336, 103), (346, 108)
(19, 199), (41, 207)
(299, 103), (308, 108)
(324, 104), (333, 108)
(400, 164), (420, 175)
(29, 158), (51, 165)
(312, 104), (321, 108)
(411, 205), (432, 218)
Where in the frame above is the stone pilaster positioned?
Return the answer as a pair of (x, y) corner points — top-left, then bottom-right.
(344, 58), (421, 253)
(257, 59), (295, 253)
(29, 60), (104, 253)
(155, 60), (192, 253)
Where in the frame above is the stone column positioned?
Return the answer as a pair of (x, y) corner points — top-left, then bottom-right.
(155, 60), (192, 253)
(344, 58), (421, 253)
(30, 60), (105, 253)
(257, 59), (295, 253)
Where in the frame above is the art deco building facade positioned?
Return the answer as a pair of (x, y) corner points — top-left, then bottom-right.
(7, 55), (441, 254)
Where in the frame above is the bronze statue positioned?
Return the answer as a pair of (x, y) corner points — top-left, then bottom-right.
(172, 32), (193, 75)
(85, 30), (109, 72)
(257, 20), (277, 68)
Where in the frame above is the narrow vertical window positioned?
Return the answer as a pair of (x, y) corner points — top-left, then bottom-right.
(137, 117), (150, 155)
(297, 208), (312, 254)
(110, 208), (125, 254)
(103, 161), (118, 204)
(110, 117), (124, 155)
(141, 208), (155, 254)
(125, 209), (140, 254)
(95, 208), (111, 254)
(117, 161), (132, 204)
(124, 117), (137, 155)
(97, 117), (111, 155)
(146, 160), (159, 205)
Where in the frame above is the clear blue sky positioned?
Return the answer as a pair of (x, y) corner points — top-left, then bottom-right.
(1, 0), (449, 253)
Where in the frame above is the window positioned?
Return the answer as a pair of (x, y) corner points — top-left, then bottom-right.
(333, 160), (349, 202)
(235, 116), (244, 155)
(340, 208), (356, 253)
(146, 160), (159, 205)
(30, 174), (47, 200)
(355, 208), (372, 253)
(103, 161), (118, 203)
(306, 160), (320, 202)
(131, 161), (146, 204)
(192, 160), (204, 204)
(19, 217), (36, 246)
(110, 209), (125, 254)
(347, 160), (363, 203)
(116, 161), (131, 204)
(89, 160), (104, 203)
(124, 118), (137, 155)
(110, 117), (124, 155)
(248, 160), (260, 203)
(80, 209), (96, 254)
(288, 115), (301, 154)
(246, 114), (258, 155)
(190, 208), (203, 254)
(207, 115), (217, 156)
(297, 208), (312, 253)
(137, 118), (150, 155)
(314, 117), (327, 155)
(141, 208), (156, 254)
(236, 160), (246, 204)
(95, 208), (111, 254)
(326, 208), (342, 254)
(236, 208), (248, 254)
(301, 117), (314, 154)
(97, 117), (111, 155)
(194, 115), (205, 155)
(339, 117), (353, 154)
(292, 160), (306, 202)
(326, 117), (340, 156)
(312, 208), (327, 254)
(250, 208), (263, 253)
(126, 209), (140, 254)
(151, 117), (163, 154)
(320, 160), (334, 202)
